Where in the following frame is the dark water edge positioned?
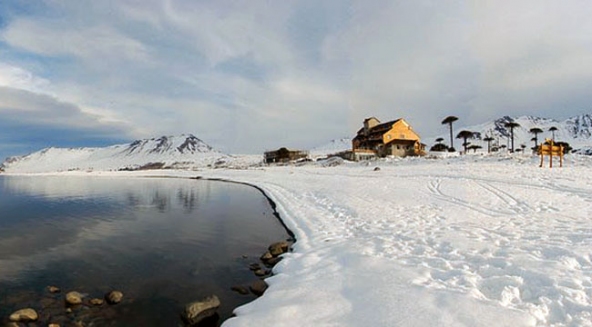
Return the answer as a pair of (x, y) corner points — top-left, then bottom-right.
(0, 175), (293, 327)
(204, 177), (295, 240)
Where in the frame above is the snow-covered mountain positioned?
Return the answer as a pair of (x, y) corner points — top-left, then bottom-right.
(1, 134), (230, 173)
(309, 138), (352, 158)
(426, 114), (592, 153)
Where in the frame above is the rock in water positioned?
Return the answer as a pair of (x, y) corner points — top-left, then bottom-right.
(48, 286), (61, 293)
(89, 298), (104, 306)
(9, 308), (38, 322)
(265, 256), (282, 266)
(105, 291), (123, 304)
(250, 280), (268, 296)
(182, 295), (221, 325)
(268, 241), (290, 256)
(260, 251), (273, 261)
(231, 286), (249, 295)
(65, 291), (84, 305)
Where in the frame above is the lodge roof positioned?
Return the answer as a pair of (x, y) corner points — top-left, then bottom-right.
(264, 147), (308, 154)
(355, 118), (403, 138)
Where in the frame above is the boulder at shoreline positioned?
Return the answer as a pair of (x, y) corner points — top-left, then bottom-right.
(9, 308), (38, 322)
(105, 290), (123, 304)
(182, 295), (221, 325)
(65, 291), (84, 305)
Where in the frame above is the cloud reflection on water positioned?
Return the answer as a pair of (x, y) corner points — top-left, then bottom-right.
(0, 176), (283, 284)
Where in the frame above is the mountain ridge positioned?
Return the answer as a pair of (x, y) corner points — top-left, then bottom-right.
(1, 134), (228, 173)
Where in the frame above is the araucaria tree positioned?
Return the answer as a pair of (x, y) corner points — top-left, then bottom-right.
(483, 136), (494, 153)
(504, 121), (520, 153)
(456, 130), (474, 154)
(468, 144), (482, 153)
(529, 127), (543, 150)
(441, 116), (459, 152)
(549, 126), (558, 141)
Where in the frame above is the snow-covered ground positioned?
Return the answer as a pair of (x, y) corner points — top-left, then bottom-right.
(4, 153), (592, 326)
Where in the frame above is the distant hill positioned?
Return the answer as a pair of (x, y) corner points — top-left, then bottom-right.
(426, 114), (592, 153)
(1, 134), (229, 173)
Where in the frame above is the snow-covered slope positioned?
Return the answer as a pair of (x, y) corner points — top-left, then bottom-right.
(1, 134), (230, 173)
(309, 138), (352, 158)
(201, 154), (592, 327)
(427, 114), (592, 152)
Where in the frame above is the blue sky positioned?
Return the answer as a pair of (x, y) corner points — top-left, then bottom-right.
(1, 0), (591, 159)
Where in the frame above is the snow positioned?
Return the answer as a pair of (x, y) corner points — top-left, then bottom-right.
(3, 153), (592, 326)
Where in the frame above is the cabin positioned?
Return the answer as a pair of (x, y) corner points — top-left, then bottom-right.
(352, 117), (425, 160)
(264, 147), (309, 164)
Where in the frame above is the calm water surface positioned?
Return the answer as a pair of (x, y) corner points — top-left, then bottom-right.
(0, 175), (290, 326)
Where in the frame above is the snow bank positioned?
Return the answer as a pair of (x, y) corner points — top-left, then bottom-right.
(203, 154), (592, 327)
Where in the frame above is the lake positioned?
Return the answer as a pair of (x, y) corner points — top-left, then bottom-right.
(0, 175), (291, 326)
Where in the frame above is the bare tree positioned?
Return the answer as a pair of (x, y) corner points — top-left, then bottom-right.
(529, 127), (543, 150)
(549, 126), (558, 141)
(441, 116), (459, 152)
(483, 136), (494, 153)
(468, 144), (482, 153)
(504, 121), (520, 153)
(456, 130), (474, 154)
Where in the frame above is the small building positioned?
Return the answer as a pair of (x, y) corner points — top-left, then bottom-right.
(264, 147), (309, 164)
(352, 117), (425, 160)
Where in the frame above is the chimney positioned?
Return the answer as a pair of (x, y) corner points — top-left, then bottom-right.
(363, 117), (379, 135)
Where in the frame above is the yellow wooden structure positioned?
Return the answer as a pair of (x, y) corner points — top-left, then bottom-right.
(352, 117), (425, 160)
(538, 139), (564, 168)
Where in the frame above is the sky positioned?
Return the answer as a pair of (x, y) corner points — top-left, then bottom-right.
(1, 0), (592, 159)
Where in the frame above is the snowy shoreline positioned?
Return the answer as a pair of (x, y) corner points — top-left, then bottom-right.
(2, 154), (592, 326)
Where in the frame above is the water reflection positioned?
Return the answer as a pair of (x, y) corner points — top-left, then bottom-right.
(0, 175), (288, 326)
(1, 176), (213, 212)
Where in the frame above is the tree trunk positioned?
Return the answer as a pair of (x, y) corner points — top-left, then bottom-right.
(449, 123), (454, 149)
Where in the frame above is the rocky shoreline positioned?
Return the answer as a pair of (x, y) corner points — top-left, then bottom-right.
(5, 287), (125, 326)
(4, 239), (292, 327)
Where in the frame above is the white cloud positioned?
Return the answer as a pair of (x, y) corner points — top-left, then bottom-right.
(1, 20), (148, 63)
(470, 1), (592, 88)
(0, 63), (51, 93)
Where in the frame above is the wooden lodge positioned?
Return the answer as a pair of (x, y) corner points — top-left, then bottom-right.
(264, 147), (309, 164)
(351, 117), (425, 161)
